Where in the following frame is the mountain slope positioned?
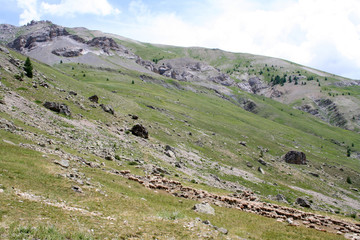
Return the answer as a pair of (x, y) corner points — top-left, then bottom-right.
(0, 21), (360, 239)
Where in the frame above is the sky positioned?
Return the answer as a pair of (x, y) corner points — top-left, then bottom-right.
(0, 0), (359, 79)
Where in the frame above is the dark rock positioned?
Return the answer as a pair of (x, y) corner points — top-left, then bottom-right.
(243, 100), (257, 113)
(88, 95), (99, 103)
(296, 197), (311, 208)
(71, 185), (83, 193)
(284, 151), (307, 165)
(239, 141), (247, 146)
(69, 90), (77, 96)
(309, 172), (319, 177)
(193, 202), (215, 215)
(130, 124), (149, 139)
(131, 115), (138, 120)
(258, 158), (267, 166)
(246, 162), (253, 168)
(52, 47), (83, 57)
(100, 104), (114, 115)
(43, 102), (71, 116)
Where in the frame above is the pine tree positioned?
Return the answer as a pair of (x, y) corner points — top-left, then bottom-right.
(24, 57), (33, 78)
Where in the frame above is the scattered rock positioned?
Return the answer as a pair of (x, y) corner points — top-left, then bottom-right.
(239, 141), (247, 146)
(217, 227), (228, 235)
(88, 95), (99, 103)
(193, 202), (215, 215)
(71, 185), (83, 193)
(296, 197), (311, 208)
(350, 188), (358, 192)
(69, 91), (77, 96)
(100, 104), (114, 115)
(258, 167), (265, 174)
(130, 124), (149, 139)
(131, 115), (138, 120)
(246, 162), (253, 168)
(275, 194), (288, 203)
(54, 159), (70, 168)
(284, 151), (307, 165)
(258, 158), (267, 166)
(309, 172), (319, 177)
(43, 102), (71, 116)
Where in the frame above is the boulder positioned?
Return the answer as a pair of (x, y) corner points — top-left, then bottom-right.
(100, 104), (114, 115)
(284, 151), (307, 165)
(193, 202), (215, 215)
(296, 197), (311, 208)
(258, 167), (265, 174)
(130, 124), (149, 139)
(54, 159), (69, 168)
(43, 102), (71, 116)
(88, 95), (99, 103)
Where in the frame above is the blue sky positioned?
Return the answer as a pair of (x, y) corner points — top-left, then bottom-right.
(1, 0), (360, 80)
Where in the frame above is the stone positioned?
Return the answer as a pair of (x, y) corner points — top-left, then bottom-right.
(296, 197), (311, 208)
(0, 189), (4, 193)
(54, 159), (69, 168)
(258, 158), (268, 166)
(309, 172), (319, 177)
(284, 151), (307, 165)
(286, 218), (293, 224)
(193, 202), (215, 215)
(88, 95), (99, 103)
(258, 167), (265, 174)
(69, 91), (77, 96)
(275, 194), (288, 203)
(71, 185), (83, 193)
(246, 162), (253, 168)
(217, 227), (228, 235)
(239, 141), (247, 146)
(131, 115), (138, 120)
(130, 124), (149, 139)
(43, 102), (71, 116)
(100, 104), (114, 115)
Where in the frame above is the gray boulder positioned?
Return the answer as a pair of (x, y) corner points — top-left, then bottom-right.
(193, 202), (215, 215)
(54, 159), (69, 168)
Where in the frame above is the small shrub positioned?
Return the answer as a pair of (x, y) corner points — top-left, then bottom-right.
(347, 176), (352, 184)
(115, 155), (120, 160)
(131, 80), (134, 84)
(24, 57), (33, 78)
(128, 161), (138, 166)
(34, 100), (42, 104)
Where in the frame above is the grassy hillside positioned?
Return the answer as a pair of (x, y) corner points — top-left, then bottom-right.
(0, 33), (359, 239)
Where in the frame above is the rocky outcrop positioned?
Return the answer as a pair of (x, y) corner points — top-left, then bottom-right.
(314, 99), (347, 128)
(51, 47), (83, 57)
(193, 202), (215, 215)
(8, 24), (69, 52)
(87, 37), (128, 55)
(283, 151), (307, 165)
(43, 102), (71, 116)
(297, 104), (320, 116)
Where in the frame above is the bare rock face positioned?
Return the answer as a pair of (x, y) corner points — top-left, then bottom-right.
(284, 151), (307, 165)
(43, 102), (71, 116)
(130, 124), (149, 139)
(8, 24), (69, 52)
(87, 37), (124, 54)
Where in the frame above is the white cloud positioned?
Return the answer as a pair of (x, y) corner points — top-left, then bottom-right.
(16, 0), (120, 26)
(17, 0), (40, 25)
(40, 0), (120, 17)
(123, 0), (360, 79)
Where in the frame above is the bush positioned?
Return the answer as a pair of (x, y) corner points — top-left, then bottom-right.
(347, 176), (352, 184)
